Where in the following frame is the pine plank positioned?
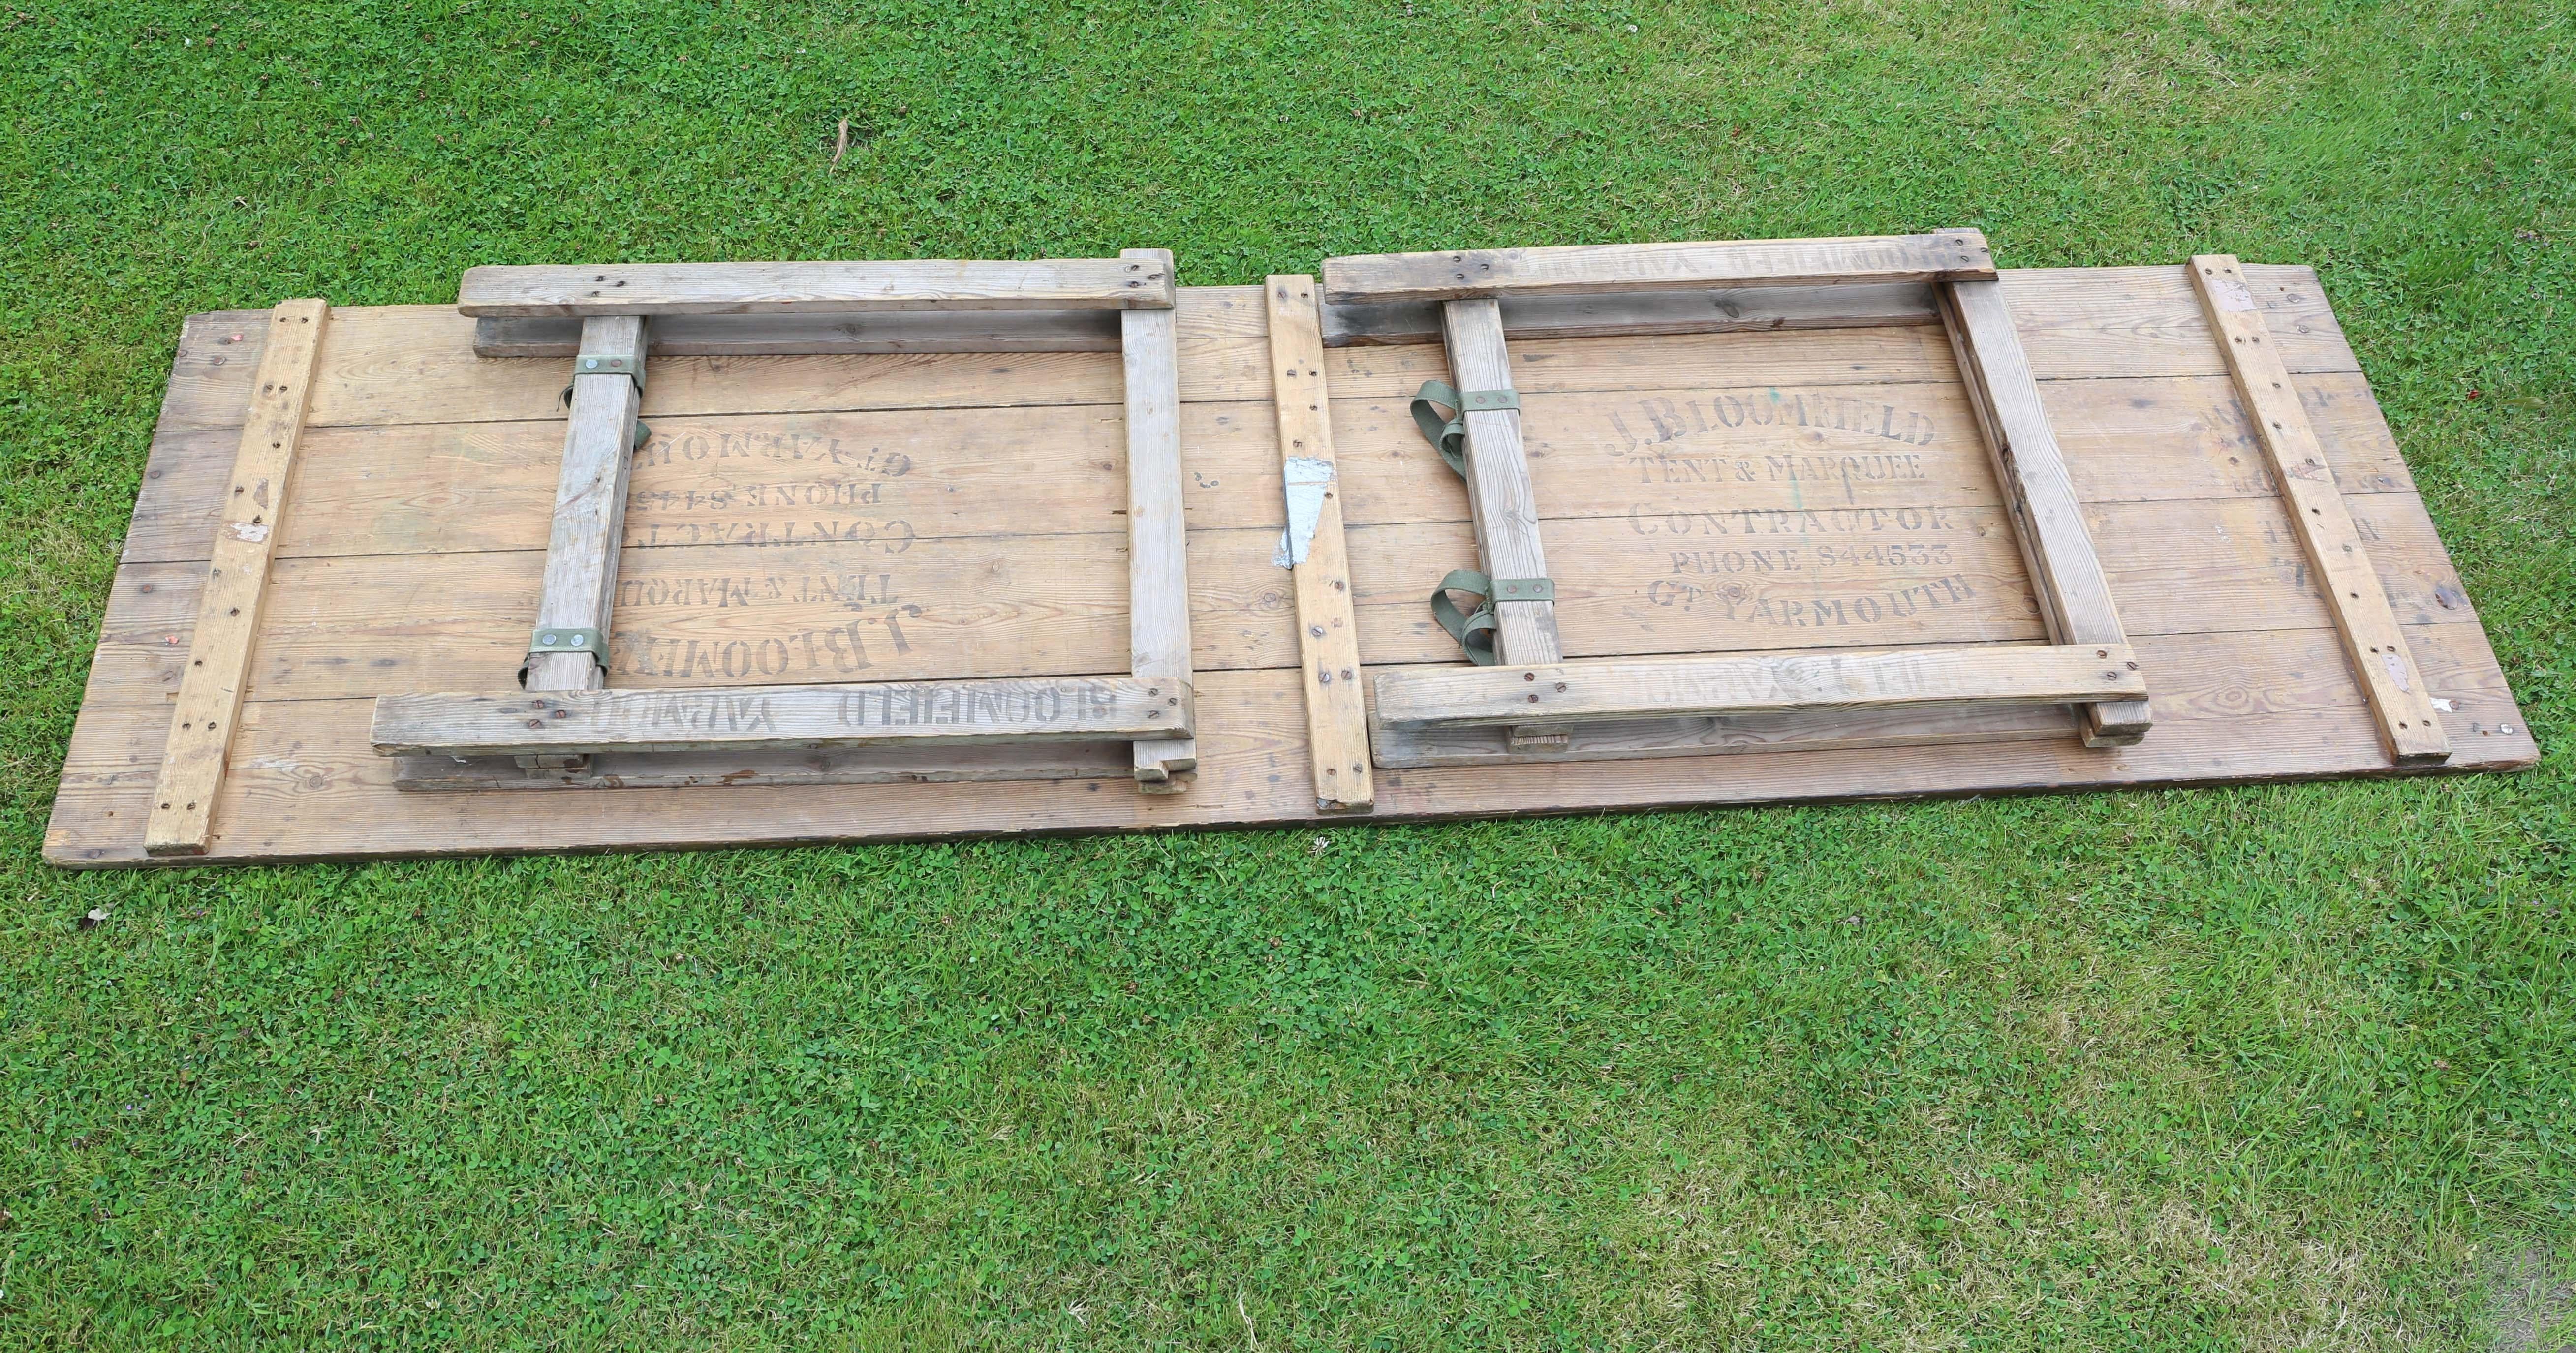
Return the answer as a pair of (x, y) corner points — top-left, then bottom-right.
(1942, 280), (2151, 744)
(394, 742), (1130, 791)
(2192, 254), (2449, 765)
(147, 310), (276, 435)
(1321, 281), (1939, 347)
(458, 257), (1177, 316)
(522, 317), (650, 698)
(373, 676), (1191, 757)
(1322, 232), (1996, 305)
(1122, 250), (1197, 788)
(141, 299), (329, 856)
(473, 308), (1123, 356)
(1374, 644), (2145, 730)
(1439, 299), (1568, 751)
(1266, 276), (1373, 811)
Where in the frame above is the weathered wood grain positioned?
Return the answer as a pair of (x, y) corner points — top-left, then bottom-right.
(1122, 251), (1197, 789)
(72, 486), (2483, 716)
(373, 675), (1191, 757)
(394, 742), (1131, 791)
(1322, 281), (1939, 348)
(523, 317), (649, 698)
(2192, 254), (2450, 767)
(45, 624), (2535, 867)
(1266, 277), (1373, 811)
(459, 257), (1176, 316)
(118, 370), (2415, 568)
(1374, 644), (2144, 730)
(1440, 300), (1569, 751)
(474, 308), (1124, 356)
(1943, 280), (2151, 744)
(2000, 264), (2360, 381)
(1371, 687), (2077, 768)
(1323, 232), (1996, 305)
(260, 272), (2353, 431)
(49, 264), (2533, 867)
(143, 299), (329, 856)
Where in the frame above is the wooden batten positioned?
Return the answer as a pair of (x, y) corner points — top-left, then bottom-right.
(1940, 279), (2154, 745)
(1320, 280), (1940, 348)
(1321, 231), (1995, 306)
(2190, 254), (2449, 766)
(459, 257), (1177, 316)
(1121, 249), (1198, 790)
(395, 742), (1134, 791)
(1373, 645), (2146, 731)
(143, 298), (329, 856)
(1265, 276), (1373, 812)
(522, 316), (648, 700)
(472, 308), (1124, 357)
(372, 676), (1193, 759)
(1438, 299), (1568, 751)
(1367, 695), (2078, 769)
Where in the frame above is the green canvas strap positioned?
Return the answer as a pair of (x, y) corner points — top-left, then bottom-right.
(1410, 381), (1521, 479)
(1428, 568), (1500, 665)
(1427, 569), (1552, 664)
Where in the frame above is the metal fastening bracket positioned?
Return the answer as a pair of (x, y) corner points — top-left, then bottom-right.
(1459, 388), (1520, 413)
(573, 352), (644, 388)
(1489, 576), (1554, 602)
(560, 352), (646, 409)
(519, 626), (607, 685)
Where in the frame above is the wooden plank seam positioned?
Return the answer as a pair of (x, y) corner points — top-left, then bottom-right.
(144, 298), (329, 856)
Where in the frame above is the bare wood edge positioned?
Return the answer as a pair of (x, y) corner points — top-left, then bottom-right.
(394, 743), (1131, 791)
(2190, 254), (2451, 767)
(458, 257), (1177, 317)
(1321, 231), (1996, 306)
(371, 677), (1196, 759)
(1372, 645), (2146, 730)
(1266, 275), (1375, 812)
(1123, 251), (1197, 792)
(1321, 281), (1940, 348)
(472, 310), (1123, 357)
(1938, 278), (2153, 747)
(143, 298), (329, 856)
(1369, 698), (2077, 768)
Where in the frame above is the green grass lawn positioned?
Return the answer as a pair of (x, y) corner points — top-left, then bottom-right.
(3, 1), (2572, 1347)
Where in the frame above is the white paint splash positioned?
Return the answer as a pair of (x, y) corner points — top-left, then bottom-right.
(1272, 457), (1335, 568)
